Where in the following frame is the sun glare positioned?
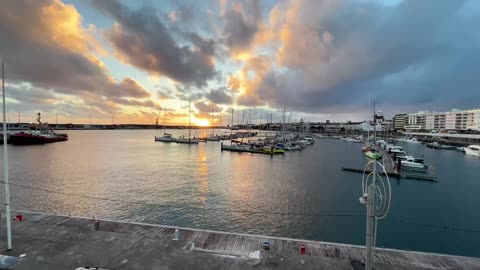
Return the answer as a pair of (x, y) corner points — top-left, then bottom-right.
(195, 119), (209, 127)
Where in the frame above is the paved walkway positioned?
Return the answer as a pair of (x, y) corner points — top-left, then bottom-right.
(0, 211), (478, 269)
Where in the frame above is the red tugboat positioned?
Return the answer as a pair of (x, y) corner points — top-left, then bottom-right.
(10, 113), (68, 145)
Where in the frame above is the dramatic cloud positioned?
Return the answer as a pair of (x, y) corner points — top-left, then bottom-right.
(2, 0), (480, 123)
(94, 1), (217, 87)
(222, 0), (262, 52)
(233, 0), (480, 117)
(0, 0), (155, 120)
(105, 78), (150, 98)
(194, 101), (222, 114)
(206, 87), (232, 105)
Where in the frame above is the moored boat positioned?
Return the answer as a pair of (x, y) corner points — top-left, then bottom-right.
(10, 113), (68, 145)
(398, 156), (428, 172)
(262, 145), (285, 154)
(363, 150), (382, 160)
(155, 133), (174, 142)
(465, 145), (480, 158)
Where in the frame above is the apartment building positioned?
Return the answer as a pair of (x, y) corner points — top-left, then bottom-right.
(404, 109), (480, 132)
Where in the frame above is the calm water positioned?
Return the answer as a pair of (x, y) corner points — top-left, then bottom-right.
(0, 130), (479, 257)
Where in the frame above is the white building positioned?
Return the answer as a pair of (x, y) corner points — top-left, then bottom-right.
(359, 122), (383, 132)
(404, 109), (480, 132)
(425, 112), (446, 131)
(466, 109), (480, 131)
(405, 111), (427, 130)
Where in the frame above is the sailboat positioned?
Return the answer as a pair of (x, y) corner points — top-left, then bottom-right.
(205, 103), (219, 141)
(362, 100), (382, 160)
(175, 99), (200, 144)
(155, 107), (173, 142)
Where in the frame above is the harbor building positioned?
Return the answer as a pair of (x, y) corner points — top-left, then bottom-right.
(405, 111), (427, 131)
(404, 109), (480, 132)
(393, 114), (407, 131)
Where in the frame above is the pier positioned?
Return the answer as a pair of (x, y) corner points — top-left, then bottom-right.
(341, 144), (438, 182)
(1, 211), (479, 269)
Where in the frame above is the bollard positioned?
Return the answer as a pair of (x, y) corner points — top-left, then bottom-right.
(94, 220), (100, 231)
(173, 228), (180, 241)
(300, 244), (306, 255)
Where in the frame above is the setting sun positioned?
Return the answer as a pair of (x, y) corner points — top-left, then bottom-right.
(194, 118), (209, 127)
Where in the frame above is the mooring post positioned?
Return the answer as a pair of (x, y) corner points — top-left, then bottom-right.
(173, 228), (180, 240)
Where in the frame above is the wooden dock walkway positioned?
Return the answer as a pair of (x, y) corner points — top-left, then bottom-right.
(1, 211), (479, 269)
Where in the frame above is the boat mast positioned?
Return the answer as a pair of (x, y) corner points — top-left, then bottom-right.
(231, 108), (234, 130)
(2, 62), (12, 250)
(188, 99), (191, 138)
(211, 103), (215, 136)
(163, 107), (167, 135)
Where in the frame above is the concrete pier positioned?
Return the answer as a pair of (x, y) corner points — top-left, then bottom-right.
(0, 211), (479, 269)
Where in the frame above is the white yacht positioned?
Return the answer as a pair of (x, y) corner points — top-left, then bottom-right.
(465, 145), (480, 157)
(397, 137), (421, 143)
(400, 156), (427, 172)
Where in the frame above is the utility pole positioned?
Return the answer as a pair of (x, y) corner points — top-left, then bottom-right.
(2, 62), (13, 250)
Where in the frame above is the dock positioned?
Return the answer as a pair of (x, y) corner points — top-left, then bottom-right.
(1, 211), (479, 269)
(342, 144), (438, 182)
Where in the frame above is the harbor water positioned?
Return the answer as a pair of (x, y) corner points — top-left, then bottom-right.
(0, 130), (479, 257)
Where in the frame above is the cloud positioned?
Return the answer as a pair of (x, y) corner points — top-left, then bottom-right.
(0, 0), (155, 118)
(109, 97), (159, 110)
(194, 101), (222, 114)
(157, 90), (171, 100)
(222, 0), (262, 52)
(94, 1), (217, 87)
(106, 78), (151, 98)
(206, 87), (232, 105)
(233, 0), (480, 117)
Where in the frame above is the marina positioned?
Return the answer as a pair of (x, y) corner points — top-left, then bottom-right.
(0, 130), (479, 258)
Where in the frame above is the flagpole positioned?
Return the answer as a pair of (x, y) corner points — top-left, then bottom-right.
(2, 62), (12, 250)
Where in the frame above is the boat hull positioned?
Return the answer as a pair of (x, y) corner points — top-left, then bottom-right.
(10, 133), (68, 145)
(465, 147), (480, 157)
(155, 137), (174, 142)
(363, 151), (382, 160)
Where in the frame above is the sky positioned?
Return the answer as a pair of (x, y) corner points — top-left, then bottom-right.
(0, 0), (479, 126)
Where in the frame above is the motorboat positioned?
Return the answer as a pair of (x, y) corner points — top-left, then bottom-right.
(363, 150), (382, 160)
(395, 155), (424, 164)
(303, 136), (315, 144)
(465, 145), (480, 157)
(361, 146), (373, 152)
(426, 142), (457, 150)
(389, 149), (407, 155)
(397, 137), (421, 143)
(344, 137), (362, 143)
(385, 144), (403, 151)
(400, 156), (427, 172)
